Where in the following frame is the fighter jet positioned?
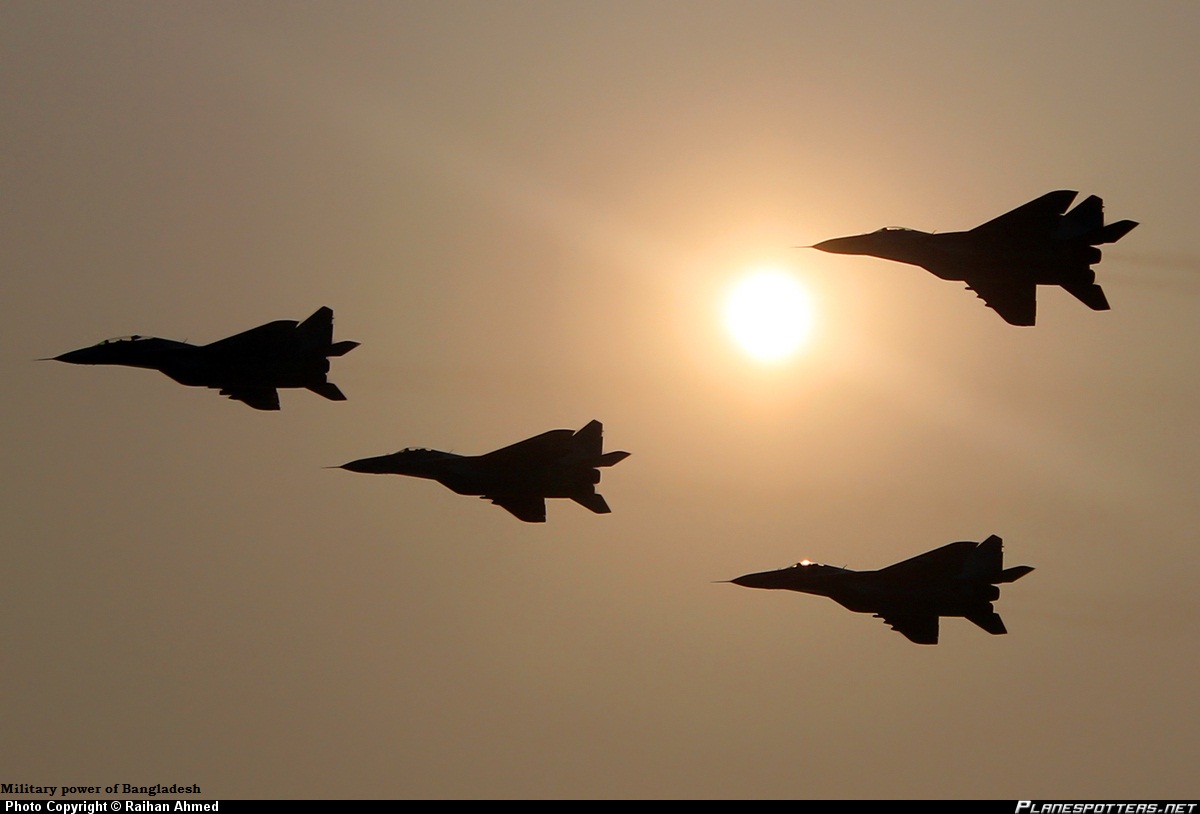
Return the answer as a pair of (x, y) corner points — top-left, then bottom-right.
(809, 190), (1138, 325)
(49, 306), (358, 410)
(728, 535), (1033, 644)
(337, 420), (630, 522)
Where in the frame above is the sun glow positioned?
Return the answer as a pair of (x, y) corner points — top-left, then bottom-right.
(723, 268), (814, 363)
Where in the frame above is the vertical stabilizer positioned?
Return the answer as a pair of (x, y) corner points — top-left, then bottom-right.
(963, 535), (1004, 580)
(573, 420), (604, 456)
(1057, 195), (1104, 239)
(298, 306), (335, 346)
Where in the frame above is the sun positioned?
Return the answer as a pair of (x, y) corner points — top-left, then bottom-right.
(723, 268), (814, 363)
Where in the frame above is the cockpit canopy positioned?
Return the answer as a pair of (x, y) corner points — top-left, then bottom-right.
(787, 559), (848, 574)
(391, 447), (454, 461)
(100, 335), (148, 344)
(876, 226), (917, 233)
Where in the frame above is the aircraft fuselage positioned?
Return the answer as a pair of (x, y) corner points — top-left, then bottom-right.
(730, 537), (1033, 643)
(340, 450), (606, 498)
(50, 307), (358, 409)
(733, 563), (1000, 619)
(58, 336), (335, 390)
(813, 229), (1101, 286)
(808, 191), (1137, 325)
(336, 421), (629, 522)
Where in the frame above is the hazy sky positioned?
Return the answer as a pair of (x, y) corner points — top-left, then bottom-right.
(4, 1), (1198, 799)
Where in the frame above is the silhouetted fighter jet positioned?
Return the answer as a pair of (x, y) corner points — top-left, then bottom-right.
(810, 190), (1137, 325)
(50, 307), (358, 410)
(337, 420), (630, 522)
(729, 535), (1033, 644)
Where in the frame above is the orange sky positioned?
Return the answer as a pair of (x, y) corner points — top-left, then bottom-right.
(3, 1), (1197, 799)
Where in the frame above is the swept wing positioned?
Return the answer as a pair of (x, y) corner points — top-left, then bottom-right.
(970, 189), (1077, 235)
(478, 429), (576, 467)
(202, 319), (298, 354)
(875, 541), (978, 581)
(962, 274), (1038, 326)
(486, 495), (548, 523)
(874, 609), (940, 645)
(218, 386), (281, 411)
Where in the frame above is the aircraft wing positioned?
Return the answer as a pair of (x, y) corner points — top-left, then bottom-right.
(874, 609), (940, 645)
(478, 429), (576, 467)
(876, 541), (978, 581)
(218, 386), (281, 411)
(486, 494), (547, 523)
(203, 320), (298, 354)
(970, 190), (1077, 236)
(963, 274), (1037, 326)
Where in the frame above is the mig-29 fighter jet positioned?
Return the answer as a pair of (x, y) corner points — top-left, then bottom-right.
(728, 535), (1033, 644)
(336, 420), (630, 522)
(809, 190), (1137, 325)
(49, 307), (358, 410)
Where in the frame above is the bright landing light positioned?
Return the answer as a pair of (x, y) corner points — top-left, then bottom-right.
(723, 269), (814, 363)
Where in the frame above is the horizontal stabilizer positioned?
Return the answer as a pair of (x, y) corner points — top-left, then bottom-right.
(307, 382), (347, 401)
(1062, 281), (1110, 312)
(996, 565), (1035, 584)
(1091, 219), (1138, 245)
(571, 492), (612, 514)
(596, 450), (631, 467)
(327, 340), (359, 357)
(966, 608), (1008, 636)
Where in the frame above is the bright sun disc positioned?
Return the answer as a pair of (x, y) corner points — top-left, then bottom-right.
(723, 269), (813, 362)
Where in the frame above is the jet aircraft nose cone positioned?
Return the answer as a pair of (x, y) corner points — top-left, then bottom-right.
(337, 454), (402, 474)
(730, 568), (804, 590)
(338, 457), (378, 474)
(811, 236), (865, 255)
(51, 348), (95, 364)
